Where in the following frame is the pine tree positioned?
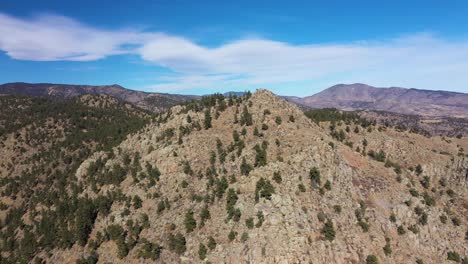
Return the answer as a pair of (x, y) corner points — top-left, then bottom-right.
(204, 108), (212, 129)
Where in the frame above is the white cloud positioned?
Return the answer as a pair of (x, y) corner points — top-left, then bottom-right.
(0, 13), (146, 61)
(1, 12), (468, 94)
(143, 34), (468, 93)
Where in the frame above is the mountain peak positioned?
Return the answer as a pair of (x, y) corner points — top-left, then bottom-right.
(251, 88), (277, 100)
(295, 84), (468, 117)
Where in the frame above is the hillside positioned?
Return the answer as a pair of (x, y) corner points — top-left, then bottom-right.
(0, 94), (152, 262)
(0, 82), (198, 113)
(287, 83), (468, 118)
(1, 90), (466, 263)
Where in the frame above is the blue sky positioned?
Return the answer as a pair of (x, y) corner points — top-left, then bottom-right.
(1, 0), (467, 95)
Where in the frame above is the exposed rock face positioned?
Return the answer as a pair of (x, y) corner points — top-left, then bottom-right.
(45, 89), (466, 264)
(288, 83), (468, 118)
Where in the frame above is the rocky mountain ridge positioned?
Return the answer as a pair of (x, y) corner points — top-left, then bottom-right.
(48, 90), (467, 263)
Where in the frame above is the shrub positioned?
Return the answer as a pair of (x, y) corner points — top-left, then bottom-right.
(371, 150), (386, 162)
(207, 236), (216, 250)
(133, 195), (142, 209)
(184, 210), (197, 233)
(397, 225), (406, 235)
(366, 255), (379, 264)
(362, 138), (368, 147)
(107, 224), (125, 241)
(181, 180), (189, 188)
(309, 167), (321, 188)
(408, 224), (419, 234)
(116, 238), (129, 258)
(298, 183), (306, 192)
(226, 188), (240, 221)
(157, 200), (166, 213)
(137, 240), (162, 260)
(447, 251), (460, 262)
(246, 217), (254, 229)
(233, 130), (240, 142)
(317, 211), (326, 222)
(241, 232), (249, 242)
(240, 157), (253, 175)
(321, 219), (335, 241)
(273, 171), (282, 183)
(324, 180), (331, 191)
(440, 214), (448, 224)
(253, 127), (260, 136)
(256, 211), (264, 227)
(415, 164), (423, 175)
(289, 115), (295, 122)
(419, 212), (428, 225)
(390, 213), (396, 223)
(228, 230), (237, 241)
(198, 243), (207, 260)
(333, 205), (342, 214)
(275, 116), (282, 125)
(383, 238), (392, 256)
(168, 233), (186, 254)
(358, 221), (370, 232)
(255, 178), (275, 202)
(214, 176), (229, 198)
(241, 127), (247, 135)
(420, 176), (430, 189)
(254, 144), (267, 167)
(183, 161), (193, 175)
(452, 217), (461, 226)
(200, 206), (210, 226)
(409, 188), (419, 197)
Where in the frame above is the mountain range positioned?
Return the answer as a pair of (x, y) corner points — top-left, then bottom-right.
(1, 82), (467, 118)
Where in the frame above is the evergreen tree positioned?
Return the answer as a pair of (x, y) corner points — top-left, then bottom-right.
(204, 108), (212, 129)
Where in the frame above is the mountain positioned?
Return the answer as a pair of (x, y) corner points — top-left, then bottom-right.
(3, 82), (468, 118)
(0, 82), (199, 112)
(287, 83), (468, 118)
(1, 89), (466, 263)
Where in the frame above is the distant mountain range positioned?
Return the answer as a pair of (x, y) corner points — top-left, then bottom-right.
(0, 82), (198, 112)
(285, 83), (468, 118)
(1, 82), (467, 117)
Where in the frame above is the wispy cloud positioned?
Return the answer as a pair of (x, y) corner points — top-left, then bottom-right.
(1, 12), (468, 94)
(0, 13), (147, 61)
